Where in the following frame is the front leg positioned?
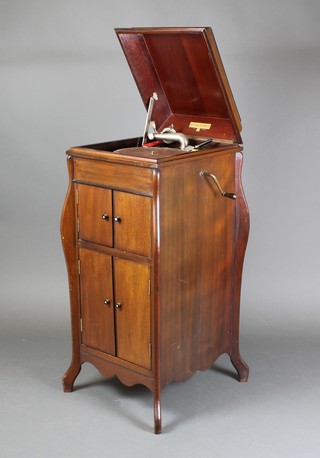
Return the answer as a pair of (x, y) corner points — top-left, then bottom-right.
(62, 359), (82, 392)
(61, 156), (82, 393)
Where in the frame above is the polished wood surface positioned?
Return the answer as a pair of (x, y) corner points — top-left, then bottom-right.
(116, 27), (242, 143)
(230, 152), (250, 381)
(74, 157), (154, 195)
(61, 143), (249, 433)
(158, 151), (235, 386)
(77, 182), (152, 256)
(114, 258), (151, 369)
(61, 27), (249, 434)
(113, 192), (152, 257)
(61, 157), (82, 392)
(79, 248), (115, 355)
(77, 184), (113, 246)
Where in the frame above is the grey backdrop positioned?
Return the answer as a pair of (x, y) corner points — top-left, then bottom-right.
(1, 1), (320, 457)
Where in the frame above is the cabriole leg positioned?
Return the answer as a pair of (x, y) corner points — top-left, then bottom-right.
(230, 353), (249, 383)
(62, 360), (81, 392)
(153, 383), (162, 434)
(229, 152), (250, 384)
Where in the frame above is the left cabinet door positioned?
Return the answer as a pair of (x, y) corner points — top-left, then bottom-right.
(77, 184), (113, 246)
(79, 248), (116, 355)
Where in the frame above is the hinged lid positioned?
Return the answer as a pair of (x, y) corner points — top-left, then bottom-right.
(115, 27), (242, 144)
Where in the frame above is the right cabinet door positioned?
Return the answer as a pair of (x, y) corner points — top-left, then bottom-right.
(114, 258), (151, 370)
(113, 191), (152, 257)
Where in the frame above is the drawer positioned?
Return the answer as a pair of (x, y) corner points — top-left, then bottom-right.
(74, 158), (154, 195)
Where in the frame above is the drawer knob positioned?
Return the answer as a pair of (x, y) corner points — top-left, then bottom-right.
(104, 299), (111, 305)
(115, 302), (122, 309)
(102, 214), (109, 221)
(114, 217), (122, 223)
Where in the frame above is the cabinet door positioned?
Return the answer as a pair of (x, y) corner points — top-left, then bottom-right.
(113, 192), (152, 257)
(114, 258), (151, 369)
(77, 184), (113, 246)
(79, 248), (115, 355)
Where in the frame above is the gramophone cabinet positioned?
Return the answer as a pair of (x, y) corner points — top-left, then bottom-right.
(61, 27), (249, 434)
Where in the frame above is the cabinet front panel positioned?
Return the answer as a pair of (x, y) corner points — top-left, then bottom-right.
(77, 184), (113, 246)
(113, 192), (152, 257)
(79, 248), (115, 355)
(114, 258), (151, 370)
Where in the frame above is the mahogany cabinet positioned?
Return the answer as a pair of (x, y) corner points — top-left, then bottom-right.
(61, 27), (249, 434)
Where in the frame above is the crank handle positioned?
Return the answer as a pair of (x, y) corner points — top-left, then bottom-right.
(200, 170), (236, 200)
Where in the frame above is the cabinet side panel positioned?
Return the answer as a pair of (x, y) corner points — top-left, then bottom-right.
(159, 152), (235, 385)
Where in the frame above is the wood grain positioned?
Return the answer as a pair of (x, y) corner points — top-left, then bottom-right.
(78, 184), (113, 246)
(61, 27), (249, 434)
(79, 248), (115, 355)
(113, 191), (152, 257)
(158, 151), (236, 386)
(114, 258), (151, 370)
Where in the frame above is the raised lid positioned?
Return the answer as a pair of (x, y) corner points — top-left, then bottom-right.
(115, 27), (242, 144)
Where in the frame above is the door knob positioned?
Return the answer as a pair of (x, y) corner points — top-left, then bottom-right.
(115, 302), (122, 309)
(114, 217), (122, 223)
(102, 214), (109, 221)
(104, 299), (111, 305)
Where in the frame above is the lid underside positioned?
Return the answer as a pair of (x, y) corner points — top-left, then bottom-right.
(116, 27), (242, 144)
